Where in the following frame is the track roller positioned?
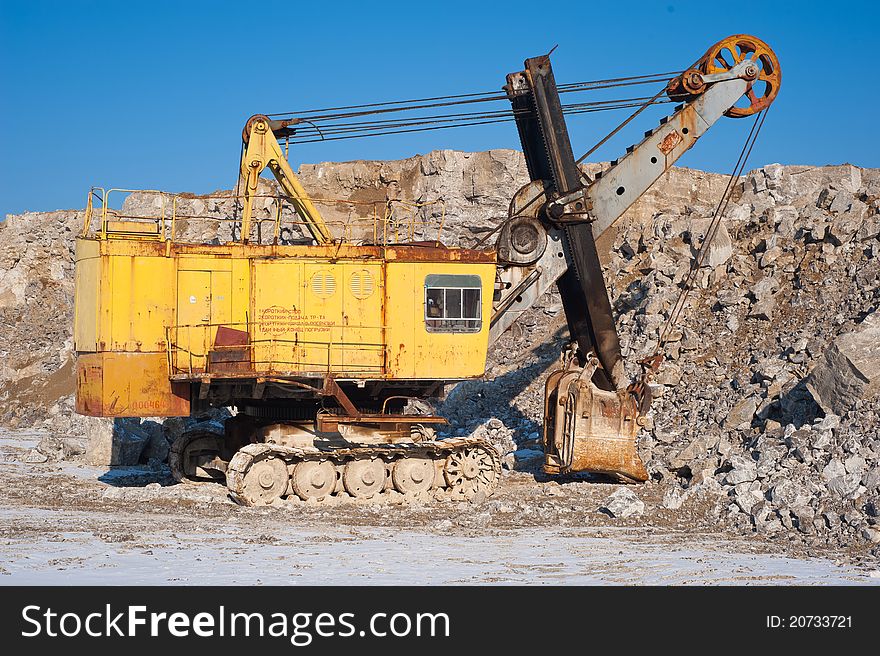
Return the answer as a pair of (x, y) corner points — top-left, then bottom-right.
(225, 437), (502, 506)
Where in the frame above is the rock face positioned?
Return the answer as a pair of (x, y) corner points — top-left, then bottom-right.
(0, 210), (80, 429)
(3, 152), (880, 553)
(805, 312), (880, 415)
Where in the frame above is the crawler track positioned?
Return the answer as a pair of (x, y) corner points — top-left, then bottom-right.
(225, 437), (502, 506)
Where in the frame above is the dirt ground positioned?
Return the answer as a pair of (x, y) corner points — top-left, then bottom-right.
(1, 430), (878, 585)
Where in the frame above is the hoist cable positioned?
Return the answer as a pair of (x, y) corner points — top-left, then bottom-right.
(653, 107), (770, 358)
(283, 97), (674, 143)
(265, 71), (681, 122)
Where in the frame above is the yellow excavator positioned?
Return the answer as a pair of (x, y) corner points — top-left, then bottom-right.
(73, 35), (780, 504)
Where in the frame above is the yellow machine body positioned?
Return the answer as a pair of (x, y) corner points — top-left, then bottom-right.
(74, 235), (496, 417)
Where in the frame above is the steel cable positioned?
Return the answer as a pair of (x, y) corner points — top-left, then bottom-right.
(653, 106), (770, 358)
(265, 71), (680, 122)
(283, 97), (675, 144)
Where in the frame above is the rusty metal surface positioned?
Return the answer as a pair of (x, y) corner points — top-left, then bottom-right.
(542, 359), (648, 481)
(318, 414), (447, 425)
(657, 130), (683, 155)
(699, 34), (781, 118)
(76, 352), (190, 417)
(321, 376), (360, 417)
(587, 61), (752, 239)
(316, 412), (447, 434)
(208, 326), (251, 374)
(81, 236), (496, 263)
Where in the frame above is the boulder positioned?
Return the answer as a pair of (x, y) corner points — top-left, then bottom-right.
(822, 459), (846, 481)
(723, 396), (758, 430)
(769, 479), (811, 509)
(84, 418), (152, 466)
(805, 312), (880, 415)
(692, 221), (734, 269)
(662, 487), (686, 510)
(140, 420), (171, 463)
(601, 487), (645, 518)
(21, 449), (49, 464)
(827, 473), (863, 499)
(723, 455), (758, 485)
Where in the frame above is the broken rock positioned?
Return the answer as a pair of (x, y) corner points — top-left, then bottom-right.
(805, 311), (880, 415)
(723, 455), (758, 485)
(21, 449), (49, 464)
(601, 487), (645, 518)
(662, 487), (686, 510)
(85, 418), (152, 466)
(827, 473), (863, 499)
(822, 459), (846, 481)
(723, 396), (758, 430)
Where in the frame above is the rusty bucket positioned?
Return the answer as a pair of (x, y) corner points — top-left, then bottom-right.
(542, 361), (648, 482)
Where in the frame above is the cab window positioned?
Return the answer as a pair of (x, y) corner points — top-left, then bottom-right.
(425, 274), (482, 333)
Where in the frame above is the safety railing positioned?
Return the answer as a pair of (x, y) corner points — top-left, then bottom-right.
(81, 187), (447, 246)
(166, 321), (387, 378)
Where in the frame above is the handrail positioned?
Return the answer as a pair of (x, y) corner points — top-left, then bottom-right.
(166, 320), (388, 377)
(79, 187), (448, 247)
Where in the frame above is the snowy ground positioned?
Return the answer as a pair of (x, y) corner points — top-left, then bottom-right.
(1, 430), (877, 585)
(2, 509), (877, 585)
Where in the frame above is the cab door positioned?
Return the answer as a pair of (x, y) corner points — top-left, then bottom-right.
(175, 270), (231, 373)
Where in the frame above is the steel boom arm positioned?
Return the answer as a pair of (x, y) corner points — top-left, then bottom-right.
(584, 58), (753, 237)
(239, 114), (333, 245)
(493, 56), (759, 389)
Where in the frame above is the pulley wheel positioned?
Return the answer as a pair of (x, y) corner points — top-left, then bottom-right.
(700, 34), (781, 118)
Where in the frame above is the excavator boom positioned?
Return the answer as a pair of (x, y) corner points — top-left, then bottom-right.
(495, 35), (780, 480)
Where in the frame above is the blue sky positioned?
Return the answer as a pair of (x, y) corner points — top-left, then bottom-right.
(1, 0), (877, 216)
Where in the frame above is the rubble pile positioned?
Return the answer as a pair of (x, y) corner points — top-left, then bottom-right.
(2, 150), (879, 553)
(441, 161), (880, 552)
(612, 163), (880, 550)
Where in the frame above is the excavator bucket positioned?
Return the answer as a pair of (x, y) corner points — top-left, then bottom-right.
(542, 361), (648, 482)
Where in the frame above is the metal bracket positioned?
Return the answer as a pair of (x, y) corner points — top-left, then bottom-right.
(545, 187), (594, 222)
(700, 63), (759, 84)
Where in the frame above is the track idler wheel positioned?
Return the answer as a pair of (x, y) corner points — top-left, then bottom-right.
(227, 444), (290, 506)
(169, 430), (226, 484)
(291, 460), (337, 501)
(444, 445), (499, 499)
